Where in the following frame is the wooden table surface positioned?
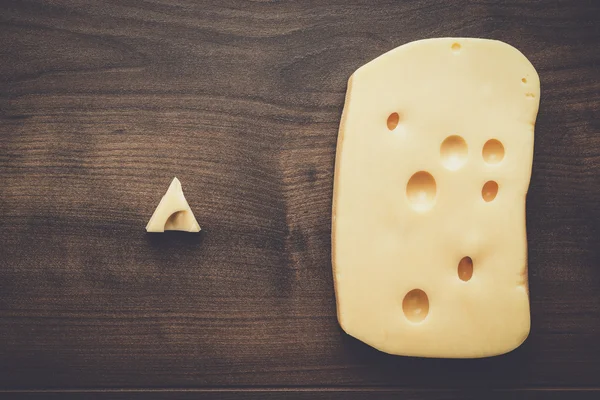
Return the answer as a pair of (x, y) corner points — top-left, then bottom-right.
(1, 0), (599, 398)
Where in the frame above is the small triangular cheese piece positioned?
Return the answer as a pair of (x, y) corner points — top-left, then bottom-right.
(146, 178), (201, 233)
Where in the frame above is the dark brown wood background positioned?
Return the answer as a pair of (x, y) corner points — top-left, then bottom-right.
(1, 0), (599, 398)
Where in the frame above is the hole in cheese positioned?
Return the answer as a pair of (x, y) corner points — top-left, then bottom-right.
(406, 171), (436, 212)
(521, 77), (527, 84)
(458, 256), (474, 281)
(402, 289), (429, 323)
(482, 139), (505, 165)
(165, 211), (188, 231)
(387, 112), (400, 130)
(451, 42), (461, 52)
(440, 135), (468, 170)
(482, 180), (499, 202)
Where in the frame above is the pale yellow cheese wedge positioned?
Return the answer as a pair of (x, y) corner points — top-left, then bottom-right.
(146, 177), (201, 233)
(332, 38), (540, 358)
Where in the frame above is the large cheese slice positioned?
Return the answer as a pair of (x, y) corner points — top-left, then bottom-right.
(146, 177), (201, 232)
(332, 38), (540, 358)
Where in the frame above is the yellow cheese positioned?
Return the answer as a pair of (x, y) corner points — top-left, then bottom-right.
(332, 38), (540, 358)
(146, 177), (201, 233)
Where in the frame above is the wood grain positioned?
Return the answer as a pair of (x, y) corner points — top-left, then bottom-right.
(1, 0), (599, 397)
(3, 389), (600, 400)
